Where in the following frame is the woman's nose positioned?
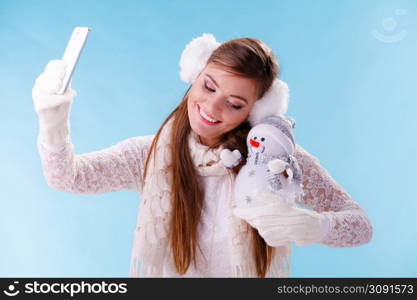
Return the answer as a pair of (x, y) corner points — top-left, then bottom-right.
(205, 94), (224, 116)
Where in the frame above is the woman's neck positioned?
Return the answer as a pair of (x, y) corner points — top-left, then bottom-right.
(197, 134), (219, 148)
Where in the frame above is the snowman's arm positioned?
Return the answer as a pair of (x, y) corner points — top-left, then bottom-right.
(267, 159), (288, 174)
(220, 149), (242, 169)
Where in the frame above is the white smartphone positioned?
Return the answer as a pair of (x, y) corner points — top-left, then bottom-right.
(56, 27), (91, 95)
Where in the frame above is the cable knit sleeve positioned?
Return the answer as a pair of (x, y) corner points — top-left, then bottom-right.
(293, 144), (373, 248)
(37, 134), (154, 195)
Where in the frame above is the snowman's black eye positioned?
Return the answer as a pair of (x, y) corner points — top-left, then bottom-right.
(254, 137), (257, 140)
(261, 137), (265, 141)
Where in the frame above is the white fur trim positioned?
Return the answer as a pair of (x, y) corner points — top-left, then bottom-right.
(179, 33), (220, 83)
(248, 79), (289, 126)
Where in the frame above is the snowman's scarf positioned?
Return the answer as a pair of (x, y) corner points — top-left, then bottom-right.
(129, 117), (292, 277)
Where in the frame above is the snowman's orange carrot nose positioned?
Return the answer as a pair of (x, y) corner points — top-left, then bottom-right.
(250, 139), (260, 148)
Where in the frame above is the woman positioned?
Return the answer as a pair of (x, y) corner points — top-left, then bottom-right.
(32, 34), (373, 278)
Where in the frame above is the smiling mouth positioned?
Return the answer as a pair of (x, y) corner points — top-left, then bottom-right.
(197, 104), (221, 125)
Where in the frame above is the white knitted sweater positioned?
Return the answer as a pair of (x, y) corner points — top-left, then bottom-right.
(37, 132), (373, 277)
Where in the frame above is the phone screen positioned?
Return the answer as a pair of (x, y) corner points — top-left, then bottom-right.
(57, 27), (91, 95)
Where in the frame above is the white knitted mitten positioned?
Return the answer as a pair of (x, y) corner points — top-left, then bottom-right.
(32, 59), (77, 146)
(234, 189), (332, 247)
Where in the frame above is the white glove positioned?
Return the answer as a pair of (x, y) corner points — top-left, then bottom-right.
(233, 189), (332, 247)
(32, 59), (77, 146)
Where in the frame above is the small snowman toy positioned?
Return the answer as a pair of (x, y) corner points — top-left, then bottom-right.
(221, 115), (304, 208)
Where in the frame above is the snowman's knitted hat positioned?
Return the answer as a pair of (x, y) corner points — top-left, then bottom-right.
(179, 33), (289, 126)
(258, 115), (296, 148)
(250, 115), (296, 157)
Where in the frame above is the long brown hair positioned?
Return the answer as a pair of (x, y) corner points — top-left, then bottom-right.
(143, 37), (279, 277)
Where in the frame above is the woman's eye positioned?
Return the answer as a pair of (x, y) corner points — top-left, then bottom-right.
(204, 81), (215, 92)
(228, 102), (243, 110)
(204, 80), (243, 110)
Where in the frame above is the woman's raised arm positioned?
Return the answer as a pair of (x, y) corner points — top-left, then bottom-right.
(37, 135), (153, 194)
(33, 59), (153, 195)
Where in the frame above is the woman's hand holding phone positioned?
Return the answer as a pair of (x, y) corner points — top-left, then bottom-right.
(32, 59), (77, 146)
(32, 26), (89, 147)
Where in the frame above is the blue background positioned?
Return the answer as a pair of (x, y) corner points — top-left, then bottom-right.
(0, 0), (416, 277)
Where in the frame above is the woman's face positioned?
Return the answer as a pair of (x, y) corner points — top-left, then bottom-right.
(187, 63), (258, 147)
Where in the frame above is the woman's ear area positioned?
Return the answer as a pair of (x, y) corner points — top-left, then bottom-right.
(188, 66), (208, 96)
(246, 81), (261, 111)
(244, 101), (256, 123)
(193, 64), (210, 85)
